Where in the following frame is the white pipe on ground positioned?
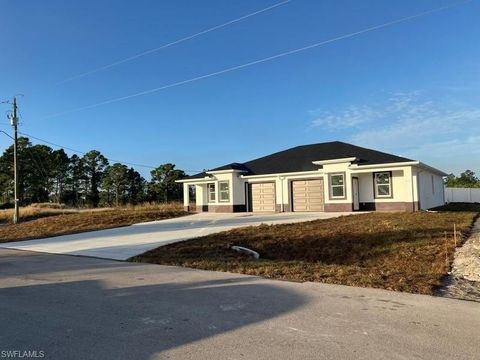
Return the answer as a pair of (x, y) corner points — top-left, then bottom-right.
(231, 246), (260, 259)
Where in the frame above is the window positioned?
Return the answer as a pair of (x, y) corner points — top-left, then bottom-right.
(207, 183), (216, 202)
(431, 175), (435, 194)
(329, 173), (345, 199)
(219, 181), (230, 202)
(374, 172), (392, 198)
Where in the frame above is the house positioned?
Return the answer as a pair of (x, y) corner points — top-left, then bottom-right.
(177, 141), (446, 213)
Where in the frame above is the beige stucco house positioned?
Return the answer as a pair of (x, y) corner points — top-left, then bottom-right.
(177, 141), (446, 213)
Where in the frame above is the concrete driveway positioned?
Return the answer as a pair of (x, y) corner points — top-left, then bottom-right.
(1, 248), (478, 360)
(0, 212), (355, 260)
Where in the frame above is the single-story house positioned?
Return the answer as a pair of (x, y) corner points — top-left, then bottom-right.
(177, 141), (446, 213)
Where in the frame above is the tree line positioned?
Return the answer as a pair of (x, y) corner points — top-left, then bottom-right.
(445, 170), (480, 188)
(0, 137), (187, 208)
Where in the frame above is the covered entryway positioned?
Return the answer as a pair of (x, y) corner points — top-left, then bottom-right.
(292, 179), (324, 212)
(250, 182), (276, 212)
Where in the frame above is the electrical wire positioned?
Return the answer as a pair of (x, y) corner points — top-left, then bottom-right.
(44, 0), (471, 120)
(17, 131), (202, 173)
(56, 0), (291, 85)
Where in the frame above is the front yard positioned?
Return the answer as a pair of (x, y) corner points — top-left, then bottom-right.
(131, 206), (480, 295)
(0, 203), (186, 243)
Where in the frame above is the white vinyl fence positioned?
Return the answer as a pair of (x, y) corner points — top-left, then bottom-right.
(445, 187), (480, 203)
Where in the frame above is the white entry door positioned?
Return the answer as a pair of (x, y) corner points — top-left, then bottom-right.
(352, 177), (360, 211)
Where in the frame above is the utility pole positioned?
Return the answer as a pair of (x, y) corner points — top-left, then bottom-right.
(10, 97), (19, 224)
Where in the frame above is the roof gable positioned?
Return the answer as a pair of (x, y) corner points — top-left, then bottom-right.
(185, 141), (414, 179)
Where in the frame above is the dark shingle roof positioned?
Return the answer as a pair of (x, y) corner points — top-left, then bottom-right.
(185, 141), (413, 179)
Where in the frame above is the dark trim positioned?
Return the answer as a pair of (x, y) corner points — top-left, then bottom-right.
(359, 201), (419, 212)
(233, 204), (247, 212)
(328, 172), (347, 200)
(324, 203), (353, 212)
(198, 204), (247, 213)
(373, 171), (393, 199)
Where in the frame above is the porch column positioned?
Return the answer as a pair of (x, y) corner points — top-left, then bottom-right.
(183, 183), (190, 212)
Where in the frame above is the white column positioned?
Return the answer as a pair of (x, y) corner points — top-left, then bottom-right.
(183, 183), (189, 210)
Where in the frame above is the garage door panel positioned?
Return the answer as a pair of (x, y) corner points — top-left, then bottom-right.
(292, 179), (324, 212)
(250, 183), (276, 212)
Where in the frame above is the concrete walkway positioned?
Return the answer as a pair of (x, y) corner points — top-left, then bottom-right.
(0, 212), (355, 260)
(0, 249), (478, 360)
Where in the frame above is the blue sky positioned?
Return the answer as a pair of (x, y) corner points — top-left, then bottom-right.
(1, 0), (479, 178)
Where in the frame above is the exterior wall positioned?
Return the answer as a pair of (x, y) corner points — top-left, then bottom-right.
(353, 166), (418, 211)
(417, 170), (445, 209)
(196, 184), (207, 207)
(183, 164), (440, 213)
(190, 171), (247, 212)
(245, 172), (324, 212)
(322, 162), (353, 211)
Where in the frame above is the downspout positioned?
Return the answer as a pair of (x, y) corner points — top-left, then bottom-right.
(415, 170), (424, 211)
(279, 176), (285, 212)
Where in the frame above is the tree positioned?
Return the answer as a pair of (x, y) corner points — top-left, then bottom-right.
(24, 144), (53, 203)
(445, 170), (480, 188)
(102, 163), (129, 206)
(125, 167), (145, 204)
(147, 163), (186, 202)
(0, 137), (32, 204)
(62, 154), (86, 206)
(82, 150), (109, 207)
(50, 149), (70, 203)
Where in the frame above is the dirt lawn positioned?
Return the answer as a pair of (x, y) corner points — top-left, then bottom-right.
(0, 203), (186, 243)
(132, 207), (479, 295)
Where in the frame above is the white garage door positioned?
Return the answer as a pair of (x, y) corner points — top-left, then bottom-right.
(250, 182), (276, 212)
(292, 179), (324, 212)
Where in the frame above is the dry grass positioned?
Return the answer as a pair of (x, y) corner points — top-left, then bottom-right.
(0, 202), (186, 243)
(132, 207), (480, 295)
(0, 204), (80, 223)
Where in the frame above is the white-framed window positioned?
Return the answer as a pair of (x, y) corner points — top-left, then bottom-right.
(329, 173), (345, 199)
(207, 183), (216, 202)
(219, 181), (230, 202)
(374, 172), (392, 198)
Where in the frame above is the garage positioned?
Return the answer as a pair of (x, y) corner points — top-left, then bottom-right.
(250, 182), (276, 212)
(292, 179), (324, 212)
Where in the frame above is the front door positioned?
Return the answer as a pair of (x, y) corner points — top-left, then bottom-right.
(352, 177), (360, 211)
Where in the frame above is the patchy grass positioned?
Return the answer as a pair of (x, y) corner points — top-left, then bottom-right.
(0, 202), (186, 243)
(131, 209), (479, 295)
(0, 204), (81, 223)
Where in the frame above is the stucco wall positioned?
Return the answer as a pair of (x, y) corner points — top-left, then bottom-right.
(184, 163), (441, 213)
(356, 169), (412, 203)
(322, 162), (352, 206)
(418, 170), (445, 209)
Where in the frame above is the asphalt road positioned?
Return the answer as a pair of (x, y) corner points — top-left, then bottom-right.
(0, 212), (355, 260)
(0, 249), (479, 360)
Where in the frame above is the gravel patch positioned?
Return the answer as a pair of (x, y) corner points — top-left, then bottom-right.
(437, 219), (480, 302)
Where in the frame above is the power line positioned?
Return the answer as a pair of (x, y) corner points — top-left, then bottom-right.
(43, 0), (471, 120)
(17, 131), (202, 173)
(56, 0), (291, 85)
